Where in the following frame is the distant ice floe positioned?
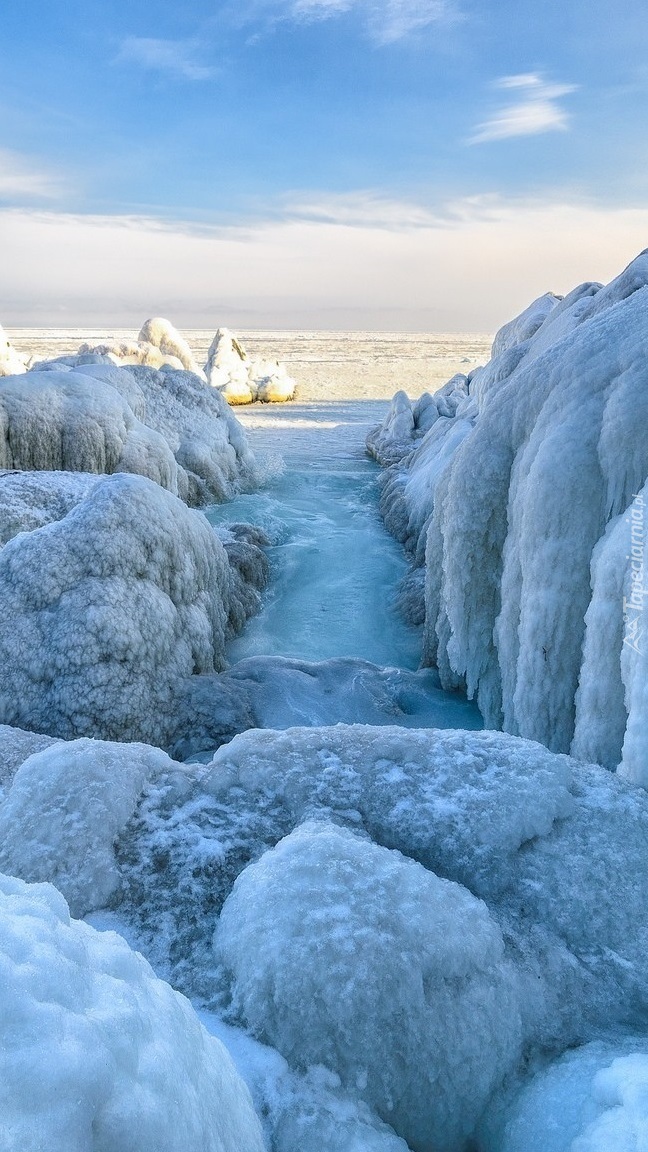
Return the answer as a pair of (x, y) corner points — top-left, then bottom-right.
(370, 250), (648, 779)
(0, 870), (263, 1151)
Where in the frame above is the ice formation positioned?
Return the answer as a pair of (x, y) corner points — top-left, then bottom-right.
(370, 251), (648, 771)
(0, 323), (28, 376)
(0, 359), (261, 505)
(480, 1038), (648, 1152)
(0, 473), (267, 746)
(0, 871), (264, 1152)
(205, 327), (296, 404)
(215, 820), (522, 1152)
(78, 316), (207, 378)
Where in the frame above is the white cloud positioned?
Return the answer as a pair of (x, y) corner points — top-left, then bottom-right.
(0, 148), (64, 202)
(470, 73), (577, 144)
(1, 197), (647, 331)
(116, 38), (215, 80)
(242, 0), (456, 44)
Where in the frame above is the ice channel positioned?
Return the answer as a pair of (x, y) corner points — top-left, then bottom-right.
(206, 401), (482, 733)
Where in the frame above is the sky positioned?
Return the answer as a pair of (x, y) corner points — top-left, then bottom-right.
(1, 0), (647, 330)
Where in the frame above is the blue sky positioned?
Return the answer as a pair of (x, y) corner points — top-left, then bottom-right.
(1, 0), (647, 328)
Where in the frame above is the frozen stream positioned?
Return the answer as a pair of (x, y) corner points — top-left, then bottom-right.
(206, 401), (482, 732)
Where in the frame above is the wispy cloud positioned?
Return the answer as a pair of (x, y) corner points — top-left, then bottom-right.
(116, 37), (215, 81)
(241, 0), (457, 45)
(469, 73), (577, 144)
(0, 148), (64, 202)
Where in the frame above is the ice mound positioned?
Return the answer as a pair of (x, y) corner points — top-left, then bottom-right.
(480, 1038), (648, 1152)
(205, 327), (296, 404)
(0, 722), (60, 794)
(0, 871), (264, 1152)
(0, 323), (28, 376)
(2, 360), (261, 505)
(0, 473), (267, 746)
(0, 738), (172, 916)
(215, 820), (522, 1152)
(78, 316), (206, 379)
(370, 251), (648, 771)
(367, 376), (470, 466)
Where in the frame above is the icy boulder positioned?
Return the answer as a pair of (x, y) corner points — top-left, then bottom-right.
(0, 469), (101, 545)
(4, 361), (261, 505)
(480, 1038), (648, 1152)
(0, 472), (263, 746)
(215, 820), (522, 1152)
(0, 323), (28, 376)
(0, 871), (264, 1152)
(367, 376), (471, 466)
(372, 250), (648, 770)
(0, 738), (172, 916)
(0, 723), (60, 795)
(205, 328), (296, 404)
(79, 317), (206, 379)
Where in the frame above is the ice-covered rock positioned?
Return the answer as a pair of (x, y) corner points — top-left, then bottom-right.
(367, 376), (470, 467)
(205, 328), (296, 404)
(480, 1038), (648, 1152)
(0, 722), (60, 794)
(78, 317), (206, 379)
(0, 473), (266, 746)
(0, 468), (101, 545)
(0, 871), (264, 1152)
(0, 323), (28, 376)
(2, 360), (261, 504)
(371, 251), (648, 770)
(215, 820), (522, 1152)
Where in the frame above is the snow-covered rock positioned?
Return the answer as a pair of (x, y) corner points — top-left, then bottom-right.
(0, 871), (264, 1152)
(0, 323), (28, 376)
(205, 328), (296, 404)
(371, 251), (648, 771)
(367, 376), (470, 466)
(480, 1038), (648, 1152)
(2, 360), (262, 504)
(215, 820), (522, 1152)
(78, 317), (206, 379)
(0, 473), (266, 746)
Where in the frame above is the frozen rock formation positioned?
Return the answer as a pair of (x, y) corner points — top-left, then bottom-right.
(367, 376), (470, 466)
(480, 1038), (648, 1152)
(215, 820), (522, 1152)
(1, 360), (261, 505)
(0, 324), (28, 376)
(78, 317), (206, 379)
(0, 473), (267, 747)
(370, 251), (648, 772)
(205, 328), (296, 404)
(0, 871), (264, 1152)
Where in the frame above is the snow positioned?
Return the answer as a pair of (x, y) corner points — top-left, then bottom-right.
(0, 323), (28, 376)
(371, 251), (648, 770)
(205, 327), (296, 404)
(0, 473), (266, 746)
(0, 359), (262, 505)
(481, 1039), (648, 1152)
(0, 871), (264, 1152)
(214, 820), (522, 1152)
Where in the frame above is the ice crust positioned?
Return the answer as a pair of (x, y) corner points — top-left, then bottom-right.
(0, 358), (261, 505)
(0, 473), (267, 746)
(0, 871), (264, 1152)
(370, 251), (648, 770)
(215, 820), (522, 1152)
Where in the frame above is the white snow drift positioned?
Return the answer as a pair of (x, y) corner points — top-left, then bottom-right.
(0, 871), (264, 1152)
(0, 473), (267, 746)
(370, 251), (648, 773)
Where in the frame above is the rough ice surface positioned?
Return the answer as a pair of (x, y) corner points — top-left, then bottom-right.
(205, 327), (296, 404)
(0, 722), (60, 794)
(0, 871), (264, 1152)
(214, 820), (522, 1152)
(370, 251), (648, 770)
(0, 738), (171, 916)
(78, 316), (207, 378)
(0, 358), (261, 505)
(480, 1038), (648, 1152)
(0, 468), (101, 545)
(0, 473), (267, 746)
